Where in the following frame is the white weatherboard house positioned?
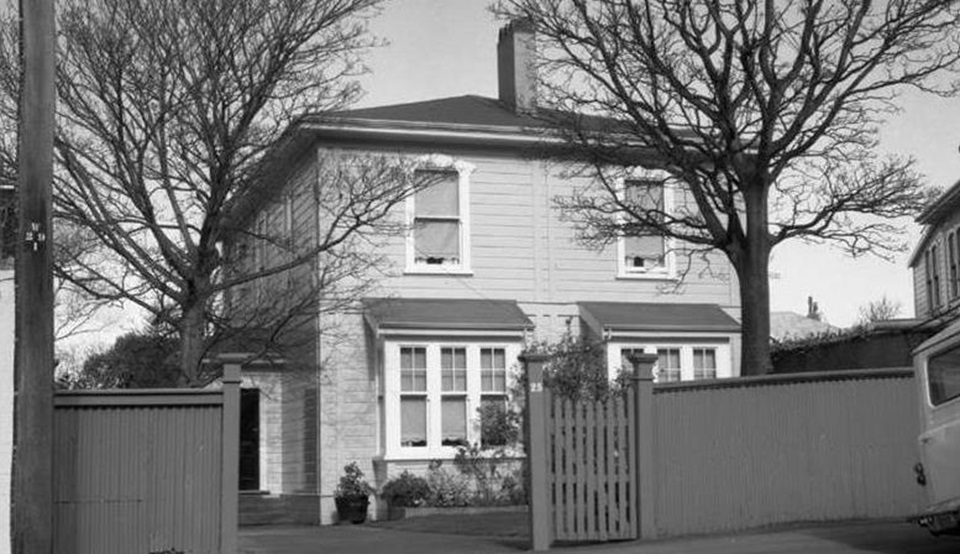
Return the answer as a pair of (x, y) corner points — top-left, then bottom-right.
(227, 22), (742, 524)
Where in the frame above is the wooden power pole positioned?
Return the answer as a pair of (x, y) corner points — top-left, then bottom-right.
(12, 0), (56, 551)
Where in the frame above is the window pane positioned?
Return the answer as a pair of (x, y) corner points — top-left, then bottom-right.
(415, 173), (459, 217)
(401, 347), (426, 392)
(481, 348), (506, 393)
(441, 397), (467, 447)
(929, 346), (960, 406)
(481, 395), (509, 447)
(693, 348), (717, 380)
(657, 348), (681, 382)
(414, 220), (460, 263)
(624, 236), (665, 269)
(441, 347), (466, 392)
(401, 398), (427, 447)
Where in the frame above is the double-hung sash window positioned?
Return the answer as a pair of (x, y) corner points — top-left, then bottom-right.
(440, 347), (468, 447)
(406, 156), (475, 274)
(479, 348), (508, 447)
(414, 172), (461, 266)
(617, 168), (675, 279)
(657, 348), (682, 382)
(623, 180), (666, 271)
(692, 348), (717, 380)
(400, 347), (428, 447)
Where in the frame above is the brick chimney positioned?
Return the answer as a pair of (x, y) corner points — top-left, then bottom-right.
(497, 19), (537, 113)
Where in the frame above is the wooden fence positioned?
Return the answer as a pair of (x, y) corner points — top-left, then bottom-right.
(524, 357), (924, 551)
(52, 365), (241, 554)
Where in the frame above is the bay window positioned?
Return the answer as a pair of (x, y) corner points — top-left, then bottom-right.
(383, 341), (521, 459)
(611, 342), (731, 383)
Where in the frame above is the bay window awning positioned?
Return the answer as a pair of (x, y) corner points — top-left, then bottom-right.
(363, 297), (533, 336)
(579, 301), (740, 337)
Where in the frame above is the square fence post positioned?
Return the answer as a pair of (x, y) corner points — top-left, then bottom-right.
(521, 352), (552, 551)
(220, 362), (242, 554)
(628, 353), (658, 540)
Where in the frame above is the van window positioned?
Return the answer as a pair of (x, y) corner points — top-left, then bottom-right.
(928, 346), (960, 406)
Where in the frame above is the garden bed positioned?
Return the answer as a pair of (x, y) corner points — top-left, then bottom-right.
(373, 509), (530, 540)
(389, 504), (526, 520)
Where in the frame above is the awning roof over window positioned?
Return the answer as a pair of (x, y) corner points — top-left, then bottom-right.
(579, 301), (740, 335)
(364, 297), (533, 333)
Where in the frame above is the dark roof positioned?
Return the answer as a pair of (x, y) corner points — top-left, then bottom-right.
(310, 94), (626, 134)
(364, 297), (533, 332)
(579, 301), (740, 334)
(917, 177), (960, 226)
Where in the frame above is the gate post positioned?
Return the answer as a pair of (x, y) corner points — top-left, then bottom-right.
(220, 362), (242, 554)
(628, 353), (658, 540)
(521, 352), (552, 551)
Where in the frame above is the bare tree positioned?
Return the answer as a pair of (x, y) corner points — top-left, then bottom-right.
(495, 0), (956, 374)
(857, 295), (902, 326)
(0, 0), (431, 385)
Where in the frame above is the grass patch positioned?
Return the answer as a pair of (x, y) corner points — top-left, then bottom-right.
(374, 511), (530, 538)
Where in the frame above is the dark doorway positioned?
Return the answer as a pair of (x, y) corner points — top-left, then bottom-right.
(239, 388), (260, 491)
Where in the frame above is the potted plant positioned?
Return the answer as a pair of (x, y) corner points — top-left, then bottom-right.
(334, 462), (373, 524)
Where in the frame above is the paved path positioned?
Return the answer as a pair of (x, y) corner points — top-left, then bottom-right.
(240, 520), (960, 554)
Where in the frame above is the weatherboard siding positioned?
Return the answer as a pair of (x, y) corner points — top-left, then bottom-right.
(351, 148), (739, 319)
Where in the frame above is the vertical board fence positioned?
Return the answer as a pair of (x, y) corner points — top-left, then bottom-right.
(52, 365), (241, 554)
(525, 358), (924, 551)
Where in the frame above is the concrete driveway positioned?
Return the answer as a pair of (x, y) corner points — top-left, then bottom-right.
(239, 519), (960, 554)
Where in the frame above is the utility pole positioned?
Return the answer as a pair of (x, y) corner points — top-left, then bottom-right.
(12, 0), (55, 551)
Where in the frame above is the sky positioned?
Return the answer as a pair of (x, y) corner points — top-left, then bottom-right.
(356, 0), (960, 328)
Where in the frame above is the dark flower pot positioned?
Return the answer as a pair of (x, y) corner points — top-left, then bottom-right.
(335, 496), (369, 524)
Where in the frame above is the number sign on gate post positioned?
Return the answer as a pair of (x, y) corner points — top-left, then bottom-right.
(628, 353), (659, 540)
(521, 352), (552, 551)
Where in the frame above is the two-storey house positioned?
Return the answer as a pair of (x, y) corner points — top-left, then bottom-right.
(228, 22), (742, 524)
(911, 179), (960, 322)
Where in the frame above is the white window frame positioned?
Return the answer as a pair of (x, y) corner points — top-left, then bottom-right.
(615, 167), (677, 280)
(608, 340), (732, 383)
(381, 339), (522, 460)
(405, 154), (475, 275)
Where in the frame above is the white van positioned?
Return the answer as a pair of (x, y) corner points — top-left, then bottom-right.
(912, 319), (960, 535)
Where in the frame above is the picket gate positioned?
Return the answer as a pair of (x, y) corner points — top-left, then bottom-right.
(546, 391), (636, 542)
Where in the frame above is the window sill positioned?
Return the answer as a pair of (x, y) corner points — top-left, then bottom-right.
(616, 270), (676, 281)
(404, 266), (474, 276)
(381, 445), (525, 462)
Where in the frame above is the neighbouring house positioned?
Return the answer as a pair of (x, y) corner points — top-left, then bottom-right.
(910, 177), (960, 326)
(225, 22), (742, 524)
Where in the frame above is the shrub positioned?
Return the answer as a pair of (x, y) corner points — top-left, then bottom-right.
(425, 460), (471, 507)
(381, 471), (430, 507)
(478, 402), (520, 448)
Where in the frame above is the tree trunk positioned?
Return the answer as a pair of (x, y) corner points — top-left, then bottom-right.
(733, 178), (773, 376)
(179, 300), (206, 386)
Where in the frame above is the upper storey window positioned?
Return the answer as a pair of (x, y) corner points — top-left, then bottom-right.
(622, 180), (666, 272)
(414, 172), (461, 265)
(406, 155), (474, 274)
(617, 168), (675, 279)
